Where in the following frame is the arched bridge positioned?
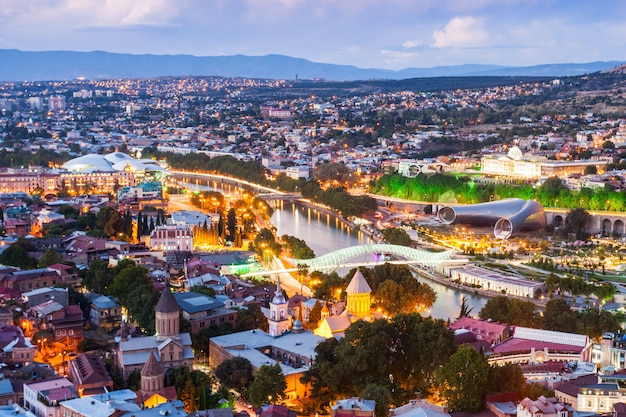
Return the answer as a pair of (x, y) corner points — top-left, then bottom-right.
(287, 244), (456, 273)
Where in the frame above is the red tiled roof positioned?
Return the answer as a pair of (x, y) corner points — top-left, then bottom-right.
(449, 317), (508, 344)
(493, 338), (584, 355)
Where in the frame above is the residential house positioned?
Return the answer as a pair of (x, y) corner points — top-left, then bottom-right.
(259, 404), (298, 417)
(388, 399), (450, 417)
(1, 269), (64, 293)
(517, 396), (573, 417)
(0, 379), (17, 406)
(0, 326), (35, 366)
(22, 287), (69, 308)
(49, 304), (84, 351)
(59, 390), (141, 417)
(89, 295), (122, 330)
(23, 377), (78, 417)
(173, 292), (237, 334)
(490, 327), (590, 365)
(553, 373), (599, 407)
(68, 353), (113, 397)
(46, 264), (81, 288)
(332, 397), (376, 417)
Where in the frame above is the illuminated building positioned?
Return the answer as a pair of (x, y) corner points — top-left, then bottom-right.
(116, 286), (193, 378)
(481, 146), (607, 180)
(149, 225), (194, 252)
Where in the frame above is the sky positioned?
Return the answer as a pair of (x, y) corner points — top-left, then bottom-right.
(0, 0), (624, 70)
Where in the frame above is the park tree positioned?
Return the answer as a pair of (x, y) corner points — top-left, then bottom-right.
(457, 295), (473, 319)
(253, 228), (280, 257)
(0, 242), (36, 269)
(307, 300), (323, 329)
(37, 249), (64, 268)
(382, 227), (412, 246)
(542, 299), (578, 333)
(334, 319), (398, 394)
(383, 227), (412, 246)
(544, 273), (560, 298)
(171, 366), (213, 412)
(360, 264), (437, 314)
(435, 345), (490, 412)
(83, 259), (114, 294)
(215, 357), (254, 394)
(312, 271), (346, 301)
(301, 337), (352, 410)
(478, 296), (540, 327)
(235, 304), (269, 332)
(109, 260), (158, 332)
(95, 206), (122, 237)
(566, 208), (590, 240)
(189, 285), (216, 298)
(489, 363), (525, 394)
(578, 309), (621, 340)
(313, 162), (355, 186)
(390, 313), (456, 392)
(361, 383), (392, 417)
(248, 363), (287, 407)
(57, 203), (80, 219)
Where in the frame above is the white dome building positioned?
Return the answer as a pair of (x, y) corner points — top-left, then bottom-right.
(62, 153), (168, 180)
(62, 154), (116, 173)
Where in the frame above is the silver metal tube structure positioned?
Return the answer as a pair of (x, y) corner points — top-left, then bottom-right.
(437, 198), (546, 239)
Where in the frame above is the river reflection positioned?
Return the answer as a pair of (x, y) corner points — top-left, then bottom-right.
(270, 202), (488, 320)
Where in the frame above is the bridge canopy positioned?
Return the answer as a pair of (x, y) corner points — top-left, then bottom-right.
(288, 243), (455, 272)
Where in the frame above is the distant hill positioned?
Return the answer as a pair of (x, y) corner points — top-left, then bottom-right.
(0, 49), (622, 81)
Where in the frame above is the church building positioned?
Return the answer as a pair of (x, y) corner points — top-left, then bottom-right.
(116, 286), (194, 379)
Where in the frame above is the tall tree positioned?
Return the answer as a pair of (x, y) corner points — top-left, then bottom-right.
(457, 295), (473, 319)
(248, 363), (287, 407)
(542, 299), (577, 333)
(0, 243), (36, 269)
(37, 249), (64, 268)
(566, 208), (590, 240)
(478, 296), (539, 327)
(215, 357), (254, 395)
(435, 345), (490, 412)
(95, 206), (122, 237)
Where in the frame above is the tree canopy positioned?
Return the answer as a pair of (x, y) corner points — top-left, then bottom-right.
(302, 313), (455, 412)
(435, 345), (490, 413)
(248, 363), (287, 407)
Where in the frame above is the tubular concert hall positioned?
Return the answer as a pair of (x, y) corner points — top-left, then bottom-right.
(437, 198), (546, 239)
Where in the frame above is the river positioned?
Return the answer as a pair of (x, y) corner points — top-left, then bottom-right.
(270, 202), (488, 321)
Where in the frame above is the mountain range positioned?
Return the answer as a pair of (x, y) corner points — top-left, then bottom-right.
(0, 49), (623, 82)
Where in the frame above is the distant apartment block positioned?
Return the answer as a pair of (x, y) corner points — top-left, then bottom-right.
(48, 95), (66, 111)
(260, 105), (293, 119)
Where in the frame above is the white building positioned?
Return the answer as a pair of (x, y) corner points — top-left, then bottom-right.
(576, 382), (623, 414)
(149, 224), (193, 252)
(481, 146), (606, 180)
(24, 378), (78, 417)
(439, 265), (543, 298)
(285, 166), (310, 180)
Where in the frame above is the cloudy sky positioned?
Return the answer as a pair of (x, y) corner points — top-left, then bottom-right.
(0, 0), (624, 70)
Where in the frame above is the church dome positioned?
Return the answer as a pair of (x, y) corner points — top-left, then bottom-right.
(156, 286), (179, 313)
(272, 279), (287, 304)
(346, 270), (372, 294)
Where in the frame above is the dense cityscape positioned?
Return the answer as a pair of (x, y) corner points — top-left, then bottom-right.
(0, 61), (625, 417)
